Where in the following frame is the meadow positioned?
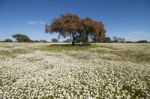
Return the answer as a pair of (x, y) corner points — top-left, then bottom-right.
(0, 43), (150, 99)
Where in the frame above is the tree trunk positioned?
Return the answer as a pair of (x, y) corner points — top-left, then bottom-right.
(72, 40), (75, 45)
(72, 35), (75, 45)
(83, 33), (88, 44)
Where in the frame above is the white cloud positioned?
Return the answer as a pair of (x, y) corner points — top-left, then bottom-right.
(27, 20), (45, 26)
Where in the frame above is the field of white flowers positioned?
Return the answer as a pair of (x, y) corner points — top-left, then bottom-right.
(0, 43), (150, 99)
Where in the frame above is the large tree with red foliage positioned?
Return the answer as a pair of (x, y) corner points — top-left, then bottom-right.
(45, 13), (106, 45)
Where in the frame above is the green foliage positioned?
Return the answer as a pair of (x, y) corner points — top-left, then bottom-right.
(136, 40), (148, 43)
(103, 36), (111, 43)
(51, 38), (59, 43)
(12, 34), (30, 42)
(113, 36), (126, 43)
(4, 39), (13, 42)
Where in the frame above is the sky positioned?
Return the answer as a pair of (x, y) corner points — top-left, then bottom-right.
(0, 0), (150, 41)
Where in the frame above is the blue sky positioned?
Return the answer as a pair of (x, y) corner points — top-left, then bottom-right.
(0, 0), (150, 41)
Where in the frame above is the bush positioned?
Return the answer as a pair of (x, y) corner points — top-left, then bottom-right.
(4, 39), (13, 42)
(126, 41), (133, 43)
(113, 36), (126, 43)
(136, 40), (148, 43)
(12, 34), (31, 42)
(103, 37), (111, 43)
(51, 39), (58, 43)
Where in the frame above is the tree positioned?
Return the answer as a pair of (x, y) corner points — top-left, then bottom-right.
(103, 37), (111, 43)
(40, 40), (47, 43)
(45, 13), (106, 45)
(113, 36), (118, 42)
(136, 40), (148, 43)
(4, 39), (13, 42)
(91, 21), (106, 43)
(126, 41), (133, 43)
(46, 13), (80, 45)
(113, 36), (126, 43)
(51, 38), (58, 43)
(12, 34), (30, 42)
(79, 17), (95, 44)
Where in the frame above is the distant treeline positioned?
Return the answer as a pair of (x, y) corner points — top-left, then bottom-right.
(101, 36), (149, 43)
(0, 39), (48, 43)
(63, 36), (150, 43)
(0, 34), (149, 43)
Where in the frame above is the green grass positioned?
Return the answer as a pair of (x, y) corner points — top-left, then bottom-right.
(1, 43), (150, 63)
(93, 43), (150, 63)
(41, 44), (98, 52)
(40, 43), (150, 63)
(0, 50), (14, 57)
(0, 49), (28, 57)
